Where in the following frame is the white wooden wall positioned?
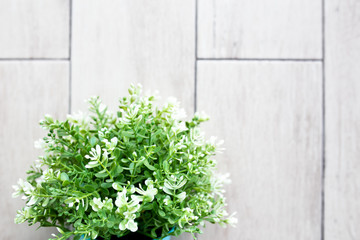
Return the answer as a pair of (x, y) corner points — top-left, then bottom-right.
(0, 0), (359, 239)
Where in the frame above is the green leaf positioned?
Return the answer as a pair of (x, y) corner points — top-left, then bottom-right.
(57, 130), (67, 137)
(122, 131), (134, 138)
(64, 197), (75, 204)
(74, 219), (82, 227)
(62, 180), (71, 187)
(60, 172), (69, 181)
(158, 209), (166, 217)
(107, 221), (114, 228)
(113, 148), (121, 158)
(42, 197), (50, 207)
(74, 235), (81, 240)
(75, 154), (83, 163)
(129, 162), (135, 174)
(83, 184), (96, 192)
(90, 136), (98, 146)
(101, 182), (113, 189)
(110, 164), (123, 177)
(94, 170), (108, 178)
(163, 160), (169, 173)
(144, 159), (156, 171)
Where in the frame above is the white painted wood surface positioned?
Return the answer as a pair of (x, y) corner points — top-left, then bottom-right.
(0, 0), (69, 58)
(198, 0), (322, 59)
(325, 0), (360, 239)
(72, 0), (195, 115)
(0, 61), (69, 239)
(1, 0), (360, 239)
(197, 61), (322, 240)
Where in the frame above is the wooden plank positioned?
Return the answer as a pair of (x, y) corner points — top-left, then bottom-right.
(0, 61), (69, 239)
(325, 0), (360, 239)
(197, 0), (322, 59)
(197, 61), (322, 240)
(72, 1), (195, 239)
(0, 0), (69, 58)
(72, 0), (195, 115)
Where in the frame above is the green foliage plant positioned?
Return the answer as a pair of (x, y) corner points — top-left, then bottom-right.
(12, 84), (237, 240)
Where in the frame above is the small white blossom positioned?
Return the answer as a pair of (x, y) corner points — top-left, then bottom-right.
(115, 189), (128, 209)
(135, 179), (158, 202)
(102, 137), (118, 153)
(34, 139), (46, 149)
(90, 197), (104, 212)
(12, 178), (34, 199)
(67, 111), (91, 131)
(226, 212), (238, 227)
(163, 196), (172, 206)
(85, 145), (101, 168)
(85, 145), (101, 161)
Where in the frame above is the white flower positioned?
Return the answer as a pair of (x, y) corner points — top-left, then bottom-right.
(163, 175), (187, 193)
(163, 196), (172, 206)
(26, 196), (38, 206)
(115, 189), (128, 208)
(90, 197), (104, 212)
(12, 178), (34, 199)
(190, 128), (205, 146)
(62, 135), (76, 144)
(35, 175), (45, 187)
(115, 188), (141, 232)
(102, 137), (118, 153)
(67, 111), (91, 130)
(98, 127), (110, 138)
(125, 218), (138, 232)
(112, 182), (123, 191)
(85, 145), (101, 161)
(14, 207), (31, 224)
(194, 111), (209, 121)
(226, 212), (238, 227)
(12, 185), (21, 198)
(103, 197), (114, 210)
(135, 179), (158, 202)
(118, 205), (139, 232)
(175, 192), (186, 201)
(208, 136), (225, 153)
(85, 145), (101, 168)
(34, 159), (43, 169)
(119, 217), (138, 232)
(34, 139), (46, 149)
(172, 122), (187, 134)
(172, 107), (187, 120)
(166, 97), (178, 106)
(43, 168), (54, 181)
(178, 207), (199, 228)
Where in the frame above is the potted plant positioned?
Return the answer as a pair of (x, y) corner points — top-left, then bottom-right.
(12, 84), (237, 240)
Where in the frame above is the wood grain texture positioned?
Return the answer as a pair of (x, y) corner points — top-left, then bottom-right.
(72, 0), (195, 115)
(0, 61), (69, 239)
(196, 61), (322, 240)
(0, 0), (69, 58)
(197, 0), (322, 59)
(325, 0), (360, 239)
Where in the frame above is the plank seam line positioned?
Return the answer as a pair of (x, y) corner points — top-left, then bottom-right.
(194, 0), (198, 236)
(320, 0), (326, 238)
(68, 0), (73, 114)
(194, 0), (198, 114)
(0, 58), (69, 61)
(197, 58), (323, 62)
